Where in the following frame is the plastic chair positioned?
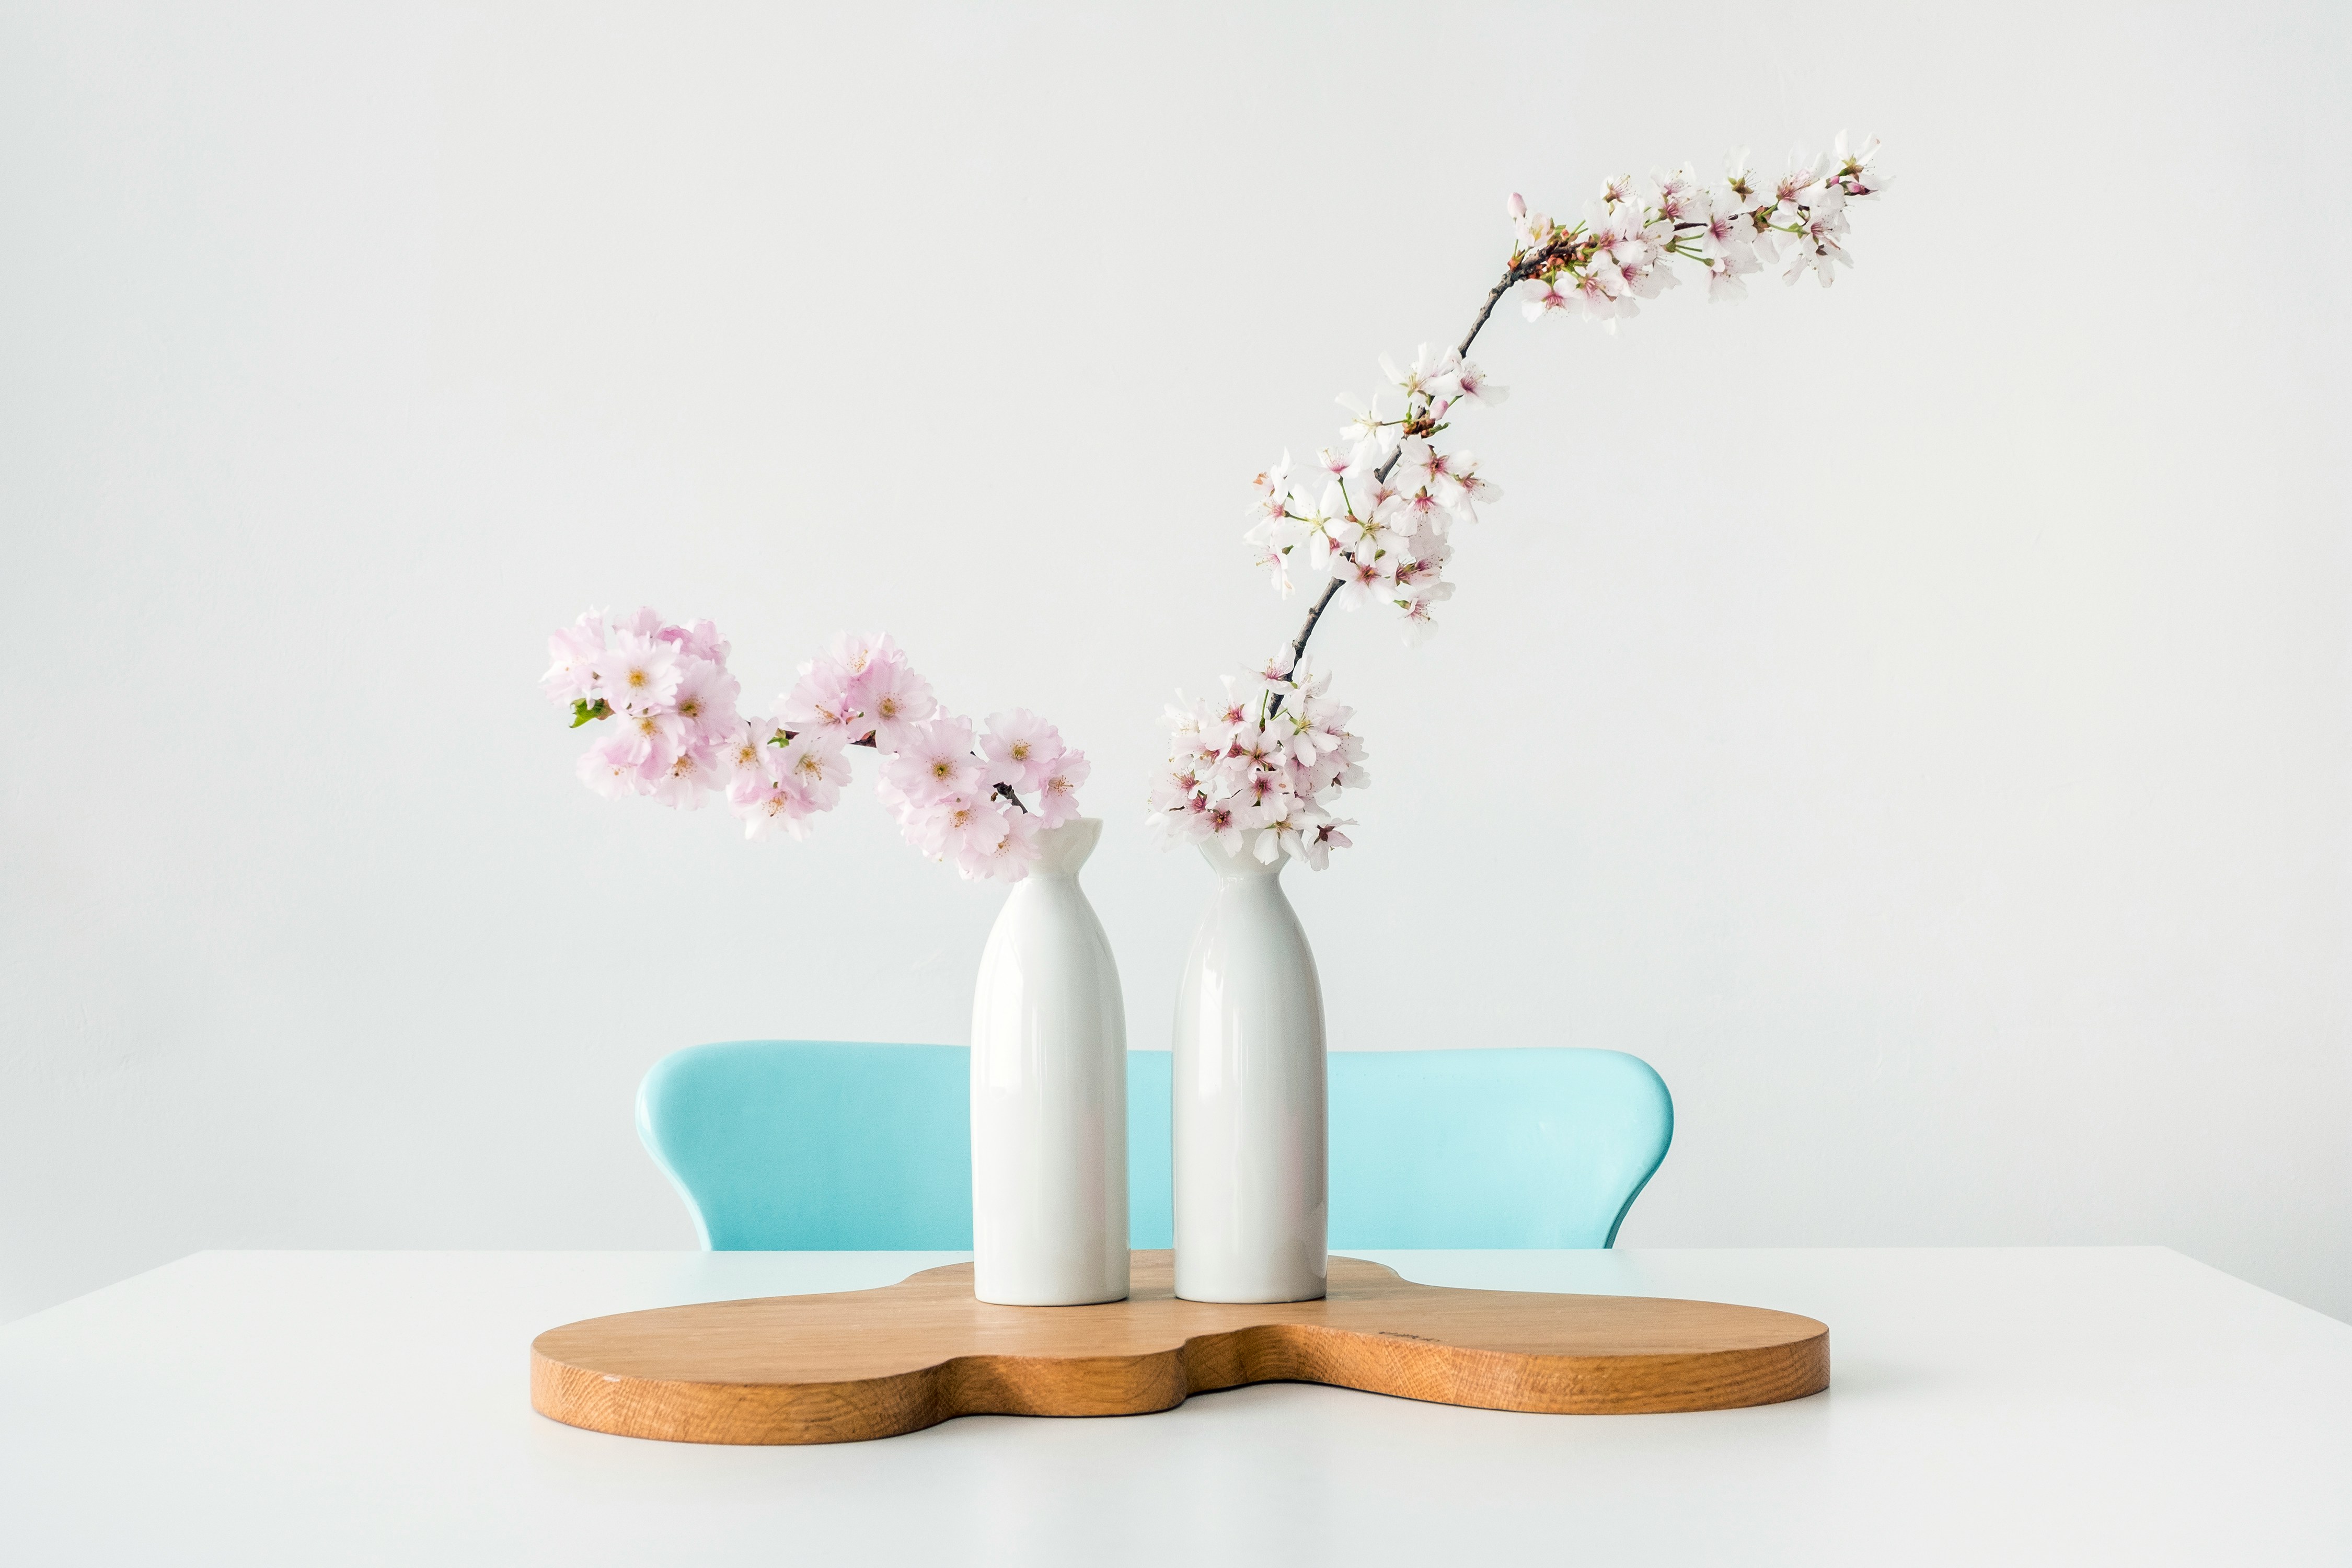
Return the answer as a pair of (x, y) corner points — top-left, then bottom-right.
(638, 1042), (1670, 1252)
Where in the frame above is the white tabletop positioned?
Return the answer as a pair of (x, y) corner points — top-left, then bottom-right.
(2, 1248), (2346, 1565)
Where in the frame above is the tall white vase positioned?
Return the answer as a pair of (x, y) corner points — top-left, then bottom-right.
(969, 816), (1130, 1306)
(1171, 839), (1328, 1303)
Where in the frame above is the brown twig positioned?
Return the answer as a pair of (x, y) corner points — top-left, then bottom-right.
(1452, 258), (1537, 363)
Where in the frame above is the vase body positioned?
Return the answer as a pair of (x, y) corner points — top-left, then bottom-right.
(970, 817), (1130, 1306)
(1171, 839), (1328, 1303)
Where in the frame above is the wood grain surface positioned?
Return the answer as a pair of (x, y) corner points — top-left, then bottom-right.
(531, 1252), (1829, 1444)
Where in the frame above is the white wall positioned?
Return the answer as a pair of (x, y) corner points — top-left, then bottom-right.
(4, 1), (2346, 1324)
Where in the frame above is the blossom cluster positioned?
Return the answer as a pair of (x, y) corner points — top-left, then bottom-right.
(1147, 652), (1364, 870)
(544, 606), (745, 808)
(1243, 343), (1505, 644)
(1514, 132), (1887, 321)
(543, 611), (1086, 882)
(779, 633), (1090, 879)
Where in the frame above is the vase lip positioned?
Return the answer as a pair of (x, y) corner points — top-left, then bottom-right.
(1030, 815), (1101, 876)
(1197, 834), (1287, 878)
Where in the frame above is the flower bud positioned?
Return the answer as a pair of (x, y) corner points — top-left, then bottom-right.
(1506, 192), (1526, 218)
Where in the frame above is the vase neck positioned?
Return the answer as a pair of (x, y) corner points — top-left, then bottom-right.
(1197, 837), (1288, 882)
(1030, 817), (1101, 878)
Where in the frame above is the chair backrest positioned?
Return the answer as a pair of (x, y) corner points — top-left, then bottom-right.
(639, 1042), (1670, 1251)
(637, 1041), (974, 1250)
(1327, 1047), (1672, 1248)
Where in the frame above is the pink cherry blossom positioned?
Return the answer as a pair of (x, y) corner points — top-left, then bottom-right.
(604, 631), (682, 713)
(981, 709), (1064, 794)
(540, 612), (607, 705)
(658, 618), (729, 664)
(578, 728), (650, 799)
(773, 730), (851, 813)
(960, 808), (1041, 879)
(882, 717), (986, 807)
(903, 792), (1004, 862)
(722, 716), (779, 781)
(825, 630), (896, 684)
(648, 743), (723, 809)
(735, 775), (814, 841)
(612, 704), (684, 770)
(778, 659), (862, 734)
(1036, 751), (1090, 828)
(858, 659), (938, 752)
(670, 656), (741, 744)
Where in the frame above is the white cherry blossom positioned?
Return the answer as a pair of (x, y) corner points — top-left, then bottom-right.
(1447, 359), (1509, 407)
(1333, 549), (1398, 611)
(1520, 272), (1575, 319)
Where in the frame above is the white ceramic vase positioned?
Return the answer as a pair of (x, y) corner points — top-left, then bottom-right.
(969, 816), (1130, 1306)
(1171, 838), (1328, 1303)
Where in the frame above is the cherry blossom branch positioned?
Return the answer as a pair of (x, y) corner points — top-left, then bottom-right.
(1450, 259), (1538, 367)
(1262, 139), (1886, 706)
(1279, 581), (1343, 680)
(1176, 136), (1887, 869)
(1278, 264), (1520, 676)
(1275, 221), (1744, 677)
(545, 614), (1081, 878)
(768, 725), (1027, 810)
(1261, 258), (1524, 717)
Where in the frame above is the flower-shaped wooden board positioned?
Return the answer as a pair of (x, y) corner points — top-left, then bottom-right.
(531, 1251), (1828, 1444)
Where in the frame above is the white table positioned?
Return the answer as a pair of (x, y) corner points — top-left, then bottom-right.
(3, 1249), (2346, 1564)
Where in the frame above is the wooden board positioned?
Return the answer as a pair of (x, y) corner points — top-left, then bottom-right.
(532, 1252), (1827, 1444)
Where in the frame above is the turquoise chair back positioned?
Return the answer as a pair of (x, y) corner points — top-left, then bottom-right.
(636, 1041), (973, 1250)
(638, 1042), (1670, 1251)
(1325, 1048), (1671, 1248)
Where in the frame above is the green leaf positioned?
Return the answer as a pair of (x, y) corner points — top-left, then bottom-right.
(569, 697), (612, 729)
